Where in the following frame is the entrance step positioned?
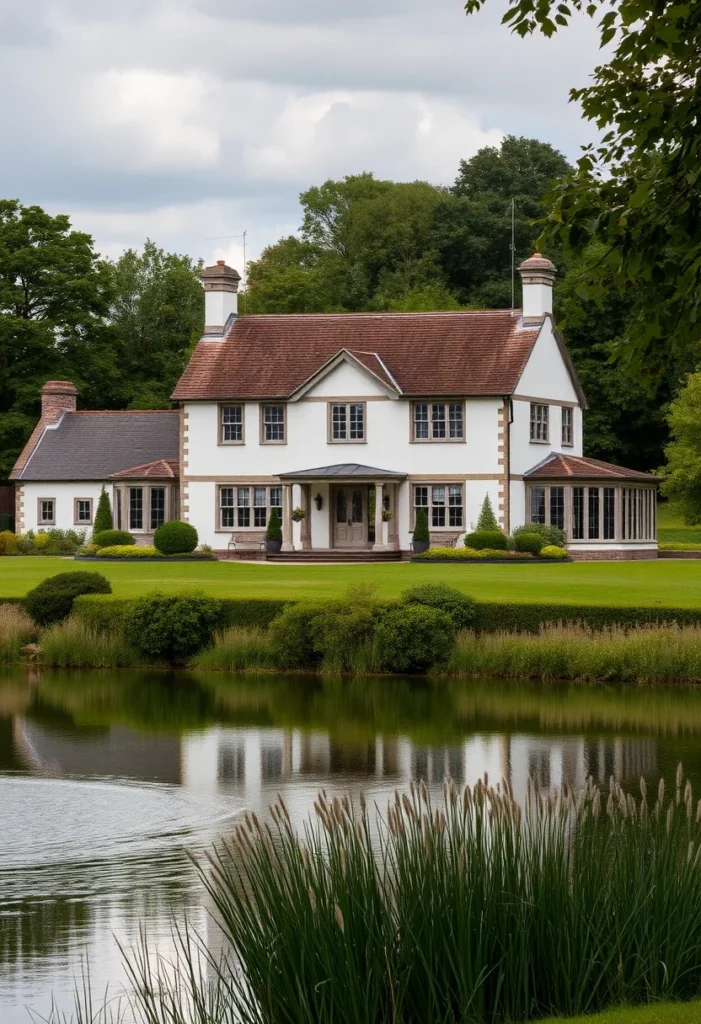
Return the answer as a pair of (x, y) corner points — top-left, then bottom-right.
(267, 549), (402, 563)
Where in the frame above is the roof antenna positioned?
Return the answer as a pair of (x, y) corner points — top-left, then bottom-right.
(510, 197), (515, 313)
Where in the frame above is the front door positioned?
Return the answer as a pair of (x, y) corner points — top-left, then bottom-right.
(333, 487), (367, 548)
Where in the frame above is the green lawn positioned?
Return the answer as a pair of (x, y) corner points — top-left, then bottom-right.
(548, 1003), (701, 1023)
(658, 503), (701, 545)
(5, 555), (701, 607)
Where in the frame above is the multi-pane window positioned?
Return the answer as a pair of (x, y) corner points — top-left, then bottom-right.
(330, 403), (365, 441)
(603, 487), (616, 540)
(413, 484), (463, 528)
(219, 485), (283, 530)
(75, 499), (92, 524)
(530, 404), (549, 443)
(572, 487), (584, 540)
(39, 499), (55, 525)
(262, 405), (285, 443)
(530, 487), (546, 524)
(588, 488), (600, 539)
(549, 486), (565, 530)
(220, 405), (244, 443)
(562, 407), (574, 447)
(129, 487), (143, 531)
(412, 403), (464, 441)
(150, 487), (166, 531)
(622, 487), (656, 540)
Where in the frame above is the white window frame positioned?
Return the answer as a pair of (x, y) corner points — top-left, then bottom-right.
(261, 405), (286, 444)
(38, 498), (56, 527)
(412, 402), (465, 442)
(149, 486), (167, 531)
(329, 402), (366, 442)
(74, 498), (93, 525)
(412, 483), (464, 529)
(218, 484), (283, 531)
(561, 406), (574, 447)
(128, 486), (144, 532)
(219, 404), (245, 444)
(530, 403), (549, 443)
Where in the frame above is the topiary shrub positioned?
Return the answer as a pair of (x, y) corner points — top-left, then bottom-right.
(413, 507), (430, 544)
(93, 488), (113, 534)
(375, 604), (456, 673)
(0, 530), (19, 556)
(25, 571), (112, 626)
(268, 604), (323, 669)
(512, 522), (567, 548)
(540, 544), (569, 559)
(154, 521), (198, 555)
(513, 532), (546, 554)
(266, 508), (283, 543)
(93, 529), (133, 548)
(400, 583), (477, 630)
(124, 591), (221, 663)
(464, 530), (508, 551)
(476, 494), (500, 531)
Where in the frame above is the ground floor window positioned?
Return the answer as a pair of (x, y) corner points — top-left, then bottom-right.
(528, 483), (656, 542)
(413, 484), (463, 528)
(38, 498), (55, 526)
(74, 498), (92, 524)
(150, 487), (166, 531)
(129, 487), (143, 531)
(219, 485), (283, 530)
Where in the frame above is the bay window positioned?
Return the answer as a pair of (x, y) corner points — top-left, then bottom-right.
(527, 483), (657, 542)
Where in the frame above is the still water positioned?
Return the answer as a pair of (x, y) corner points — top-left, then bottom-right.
(1, 667), (701, 1020)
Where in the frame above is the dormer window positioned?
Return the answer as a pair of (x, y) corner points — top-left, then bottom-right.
(329, 402), (365, 442)
(412, 402), (464, 442)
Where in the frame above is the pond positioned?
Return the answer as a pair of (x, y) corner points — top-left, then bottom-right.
(2, 667), (701, 1021)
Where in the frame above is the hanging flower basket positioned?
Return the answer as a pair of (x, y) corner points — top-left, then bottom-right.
(291, 507), (307, 522)
(382, 508), (394, 522)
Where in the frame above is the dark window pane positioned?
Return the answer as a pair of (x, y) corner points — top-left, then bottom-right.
(129, 488), (143, 531)
(221, 405), (243, 442)
(603, 488), (616, 539)
(449, 403), (463, 439)
(588, 488), (600, 539)
(432, 404), (446, 439)
(349, 404), (364, 440)
(550, 487), (565, 529)
(530, 487), (546, 524)
(572, 487), (584, 539)
(150, 487), (166, 531)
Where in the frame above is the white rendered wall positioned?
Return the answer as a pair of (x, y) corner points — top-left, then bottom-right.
(204, 290), (237, 328)
(18, 481), (107, 535)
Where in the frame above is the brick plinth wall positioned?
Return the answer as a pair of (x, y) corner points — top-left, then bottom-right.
(569, 549), (658, 561)
(658, 550), (701, 559)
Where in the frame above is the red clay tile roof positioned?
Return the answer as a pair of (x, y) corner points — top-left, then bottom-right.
(525, 453), (658, 482)
(171, 311), (541, 400)
(109, 459), (179, 480)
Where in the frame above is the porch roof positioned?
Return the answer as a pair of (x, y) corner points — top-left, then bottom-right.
(278, 463), (407, 481)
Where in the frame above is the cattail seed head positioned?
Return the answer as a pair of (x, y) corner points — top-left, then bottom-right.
(334, 904), (345, 933)
(640, 777), (647, 799)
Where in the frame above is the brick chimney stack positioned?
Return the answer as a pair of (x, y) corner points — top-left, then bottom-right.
(202, 261), (242, 337)
(41, 381), (78, 423)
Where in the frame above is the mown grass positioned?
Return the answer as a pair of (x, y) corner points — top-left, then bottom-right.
(447, 623), (701, 683)
(548, 1002), (701, 1023)
(658, 503), (701, 545)
(8, 555), (701, 608)
(40, 616), (141, 668)
(0, 603), (35, 664)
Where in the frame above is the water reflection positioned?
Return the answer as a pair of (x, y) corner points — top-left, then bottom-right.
(1, 667), (700, 1021)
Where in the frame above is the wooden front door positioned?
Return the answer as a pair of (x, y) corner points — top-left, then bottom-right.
(333, 487), (367, 548)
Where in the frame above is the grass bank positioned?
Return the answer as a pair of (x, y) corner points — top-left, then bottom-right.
(447, 623), (701, 684)
(8, 555), (701, 608)
(658, 503), (701, 546)
(548, 1003), (701, 1023)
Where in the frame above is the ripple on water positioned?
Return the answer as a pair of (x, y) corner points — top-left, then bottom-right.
(0, 776), (242, 871)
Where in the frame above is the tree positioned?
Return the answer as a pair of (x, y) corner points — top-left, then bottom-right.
(0, 200), (113, 478)
(463, 0), (701, 373)
(93, 488), (113, 534)
(662, 373), (701, 523)
(476, 494), (500, 531)
(108, 241), (204, 408)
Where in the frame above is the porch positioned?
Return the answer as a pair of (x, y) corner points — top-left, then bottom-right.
(277, 463), (407, 554)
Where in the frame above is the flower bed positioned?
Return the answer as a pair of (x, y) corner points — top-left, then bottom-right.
(411, 546), (571, 563)
(76, 545), (216, 561)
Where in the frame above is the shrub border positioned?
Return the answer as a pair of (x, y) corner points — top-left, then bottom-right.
(410, 556), (572, 564)
(74, 554), (218, 562)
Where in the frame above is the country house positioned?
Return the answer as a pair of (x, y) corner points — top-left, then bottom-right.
(11, 254), (658, 559)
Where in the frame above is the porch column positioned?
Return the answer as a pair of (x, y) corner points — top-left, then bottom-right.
(281, 484), (294, 551)
(372, 482), (385, 551)
(301, 484), (311, 550)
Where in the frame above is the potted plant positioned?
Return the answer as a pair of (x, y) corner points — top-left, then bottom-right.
(412, 507), (430, 553)
(382, 508), (393, 522)
(291, 507), (307, 522)
(266, 508), (283, 554)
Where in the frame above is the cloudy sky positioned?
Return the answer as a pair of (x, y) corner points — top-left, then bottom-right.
(0, 0), (603, 272)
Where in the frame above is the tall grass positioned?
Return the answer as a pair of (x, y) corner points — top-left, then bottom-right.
(447, 622), (701, 683)
(193, 626), (280, 672)
(0, 602), (35, 663)
(40, 616), (141, 668)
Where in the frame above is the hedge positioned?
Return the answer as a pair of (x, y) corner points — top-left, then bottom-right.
(33, 594), (701, 637)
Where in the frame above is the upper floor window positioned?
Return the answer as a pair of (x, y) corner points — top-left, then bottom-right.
(329, 402), (365, 442)
(562, 406), (574, 447)
(412, 402), (464, 442)
(38, 498), (55, 526)
(530, 403), (549, 443)
(220, 404), (244, 444)
(74, 498), (92, 524)
(261, 405), (286, 443)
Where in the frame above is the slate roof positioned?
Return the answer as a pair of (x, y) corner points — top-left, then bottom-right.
(525, 453), (658, 482)
(279, 463), (407, 480)
(171, 311), (544, 401)
(12, 411), (180, 481)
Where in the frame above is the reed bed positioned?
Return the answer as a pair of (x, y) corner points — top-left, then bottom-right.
(0, 603), (35, 663)
(193, 626), (280, 672)
(40, 616), (141, 668)
(447, 622), (701, 683)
